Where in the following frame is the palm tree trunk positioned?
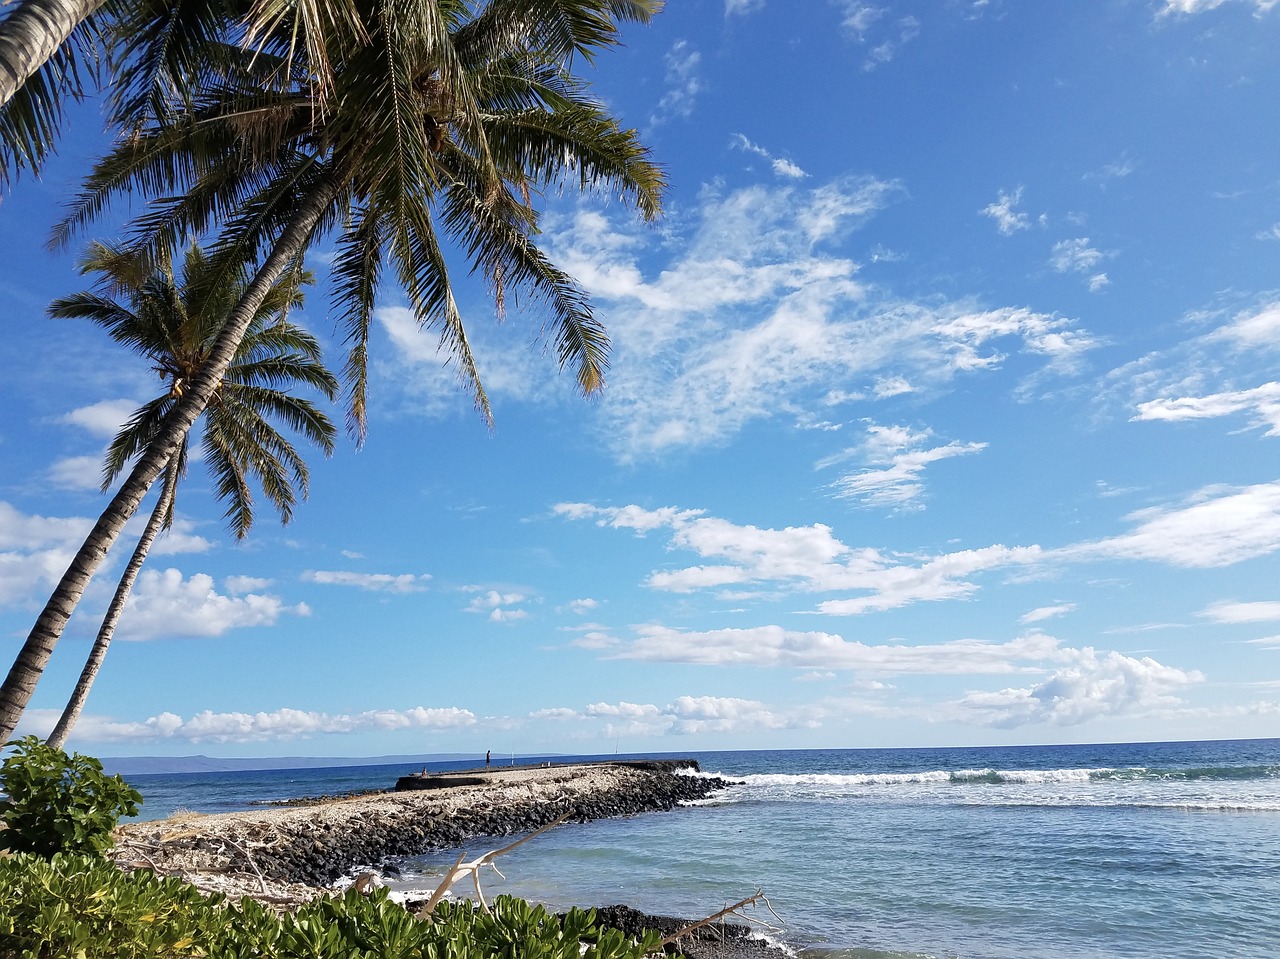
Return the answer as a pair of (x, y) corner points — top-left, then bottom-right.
(45, 456), (181, 750)
(0, 169), (341, 744)
(0, 0), (103, 108)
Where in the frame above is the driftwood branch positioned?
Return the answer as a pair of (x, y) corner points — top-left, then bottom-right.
(219, 835), (269, 894)
(658, 891), (781, 949)
(416, 811), (573, 917)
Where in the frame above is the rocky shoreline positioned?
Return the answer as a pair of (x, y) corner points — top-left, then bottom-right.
(112, 760), (738, 902)
(109, 760), (797, 958)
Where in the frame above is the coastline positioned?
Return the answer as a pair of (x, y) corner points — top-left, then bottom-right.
(109, 760), (786, 958)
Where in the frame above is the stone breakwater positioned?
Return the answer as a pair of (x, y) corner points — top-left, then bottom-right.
(112, 761), (737, 906)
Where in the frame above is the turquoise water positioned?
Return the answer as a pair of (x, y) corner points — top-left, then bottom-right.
(121, 740), (1280, 959)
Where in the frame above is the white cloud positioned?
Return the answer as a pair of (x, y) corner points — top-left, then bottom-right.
(1135, 382), (1280, 435)
(47, 455), (106, 491)
(981, 187), (1030, 235)
(1057, 482), (1280, 569)
(576, 695), (814, 737)
(1208, 302), (1280, 349)
(950, 648), (1203, 728)
(1103, 299), (1280, 432)
(59, 399), (139, 438)
(0, 502), (96, 607)
(724, 0), (764, 15)
(557, 501), (1043, 615)
(1199, 600), (1280, 623)
(730, 134), (808, 179)
(30, 705), (477, 743)
(303, 570), (431, 593)
(610, 624), (1064, 675)
(1020, 603), (1076, 624)
(652, 40), (701, 124)
(1049, 238), (1108, 278)
(824, 422), (987, 510)
(1160, 0), (1278, 15)
(539, 179), (1095, 461)
(225, 575), (272, 595)
(117, 568), (309, 640)
(465, 589), (530, 622)
(835, 2), (885, 36)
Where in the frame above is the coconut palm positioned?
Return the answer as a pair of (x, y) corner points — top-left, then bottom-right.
(0, 0), (664, 743)
(0, 0), (367, 186)
(42, 241), (338, 749)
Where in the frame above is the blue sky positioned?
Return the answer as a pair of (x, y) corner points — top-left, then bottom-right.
(4, 0), (1280, 758)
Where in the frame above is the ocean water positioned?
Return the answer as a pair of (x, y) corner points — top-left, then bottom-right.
(120, 740), (1280, 959)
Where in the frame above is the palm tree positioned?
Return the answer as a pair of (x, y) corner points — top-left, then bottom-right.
(43, 241), (338, 749)
(0, 0), (665, 744)
(0, 0), (366, 185)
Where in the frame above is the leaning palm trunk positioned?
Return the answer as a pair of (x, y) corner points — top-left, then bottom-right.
(0, 0), (102, 108)
(45, 456), (180, 750)
(0, 169), (340, 744)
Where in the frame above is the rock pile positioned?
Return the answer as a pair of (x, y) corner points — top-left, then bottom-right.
(112, 761), (739, 904)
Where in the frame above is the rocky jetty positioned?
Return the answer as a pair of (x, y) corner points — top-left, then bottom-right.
(112, 761), (737, 905)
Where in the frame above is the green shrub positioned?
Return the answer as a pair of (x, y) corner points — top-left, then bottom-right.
(0, 736), (142, 857)
(0, 851), (669, 959)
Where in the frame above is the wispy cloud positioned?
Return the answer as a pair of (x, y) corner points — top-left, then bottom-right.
(982, 187), (1030, 235)
(1199, 599), (1280, 623)
(538, 179), (1096, 462)
(1159, 0), (1279, 15)
(1050, 237), (1111, 292)
(1020, 603), (1076, 624)
(652, 40), (702, 125)
(608, 625), (1063, 675)
(303, 570), (431, 593)
(823, 422), (987, 510)
(731, 134), (809, 179)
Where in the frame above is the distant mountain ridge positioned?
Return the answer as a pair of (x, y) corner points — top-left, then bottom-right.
(99, 753), (480, 776)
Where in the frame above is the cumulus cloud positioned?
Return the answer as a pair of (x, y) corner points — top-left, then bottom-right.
(823, 422), (987, 510)
(47, 454), (107, 491)
(117, 568), (309, 640)
(465, 589), (530, 622)
(981, 187), (1030, 235)
(27, 705), (477, 743)
(950, 648), (1203, 728)
(556, 501), (1042, 614)
(58, 399), (139, 437)
(571, 695), (813, 737)
(303, 570), (431, 593)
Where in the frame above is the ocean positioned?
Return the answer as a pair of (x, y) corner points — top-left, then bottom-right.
(118, 739), (1280, 959)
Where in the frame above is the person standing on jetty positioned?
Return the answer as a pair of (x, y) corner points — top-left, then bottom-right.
(485, 750), (491, 767)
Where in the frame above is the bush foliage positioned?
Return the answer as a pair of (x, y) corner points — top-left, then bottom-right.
(0, 852), (668, 959)
(0, 736), (142, 857)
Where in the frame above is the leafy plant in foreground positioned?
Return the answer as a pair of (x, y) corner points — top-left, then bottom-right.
(0, 851), (670, 959)
(0, 735), (141, 856)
